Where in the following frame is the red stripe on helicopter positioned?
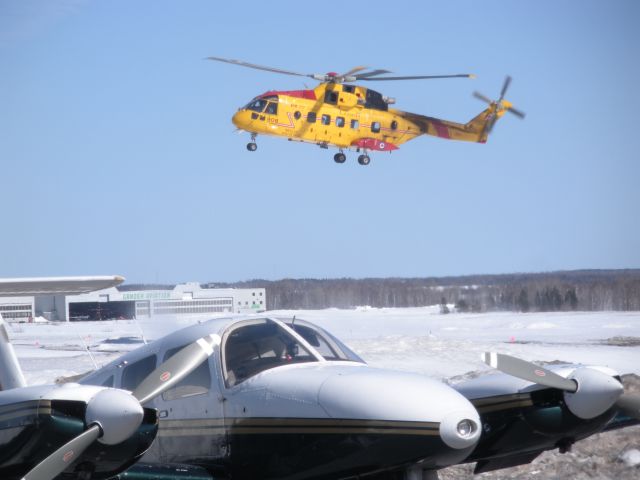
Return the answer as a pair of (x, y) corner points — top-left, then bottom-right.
(431, 121), (450, 139)
(259, 89), (317, 100)
(351, 138), (398, 151)
(276, 112), (295, 128)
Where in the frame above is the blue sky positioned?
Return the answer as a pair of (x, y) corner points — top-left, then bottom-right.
(1, 0), (639, 284)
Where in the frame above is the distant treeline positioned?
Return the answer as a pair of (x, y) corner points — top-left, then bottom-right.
(199, 270), (640, 312)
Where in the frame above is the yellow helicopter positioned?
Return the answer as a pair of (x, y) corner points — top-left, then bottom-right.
(208, 57), (525, 165)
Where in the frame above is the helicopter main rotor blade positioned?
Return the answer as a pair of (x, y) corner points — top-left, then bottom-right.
(23, 424), (102, 480)
(338, 66), (368, 78)
(482, 352), (579, 392)
(132, 334), (220, 405)
(360, 73), (475, 81)
(353, 69), (393, 79)
(206, 56), (313, 79)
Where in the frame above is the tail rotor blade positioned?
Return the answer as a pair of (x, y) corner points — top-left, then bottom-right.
(132, 334), (220, 405)
(499, 75), (512, 100)
(508, 106), (526, 119)
(23, 424), (101, 480)
(482, 352), (578, 392)
(473, 91), (493, 104)
(616, 393), (640, 420)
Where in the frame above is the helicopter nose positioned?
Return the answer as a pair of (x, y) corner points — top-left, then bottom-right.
(318, 368), (481, 468)
(232, 110), (247, 128)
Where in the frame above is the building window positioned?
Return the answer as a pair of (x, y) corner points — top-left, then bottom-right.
(350, 119), (359, 129)
(336, 116), (345, 128)
(307, 112), (316, 123)
(321, 114), (331, 125)
(371, 121), (381, 133)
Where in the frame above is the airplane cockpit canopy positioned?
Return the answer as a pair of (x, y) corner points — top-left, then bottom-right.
(222, 318), (363, 387)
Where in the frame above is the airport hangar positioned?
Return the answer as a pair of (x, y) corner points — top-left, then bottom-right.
(0, 282), (266, 322)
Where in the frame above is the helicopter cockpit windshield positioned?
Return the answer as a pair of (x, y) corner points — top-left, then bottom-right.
(244, 98), (267, 112)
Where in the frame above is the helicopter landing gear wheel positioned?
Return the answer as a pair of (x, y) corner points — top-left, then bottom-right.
(247, 142), (257, 151)
(357, 154), (370, 166)
(334, 152), (346, 164)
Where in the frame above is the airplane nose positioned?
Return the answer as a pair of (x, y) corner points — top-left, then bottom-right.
(318, 368), (481, 467)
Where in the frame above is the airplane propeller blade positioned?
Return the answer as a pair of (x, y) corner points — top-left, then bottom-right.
(132, 334), (220, 405)
(21, 334), (221, 480)
(482, 352), (578, 392)
(22, 424), (101, 480)
(616, 393), (640, 420)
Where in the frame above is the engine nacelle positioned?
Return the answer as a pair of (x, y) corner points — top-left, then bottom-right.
(564, 368), (623, 419)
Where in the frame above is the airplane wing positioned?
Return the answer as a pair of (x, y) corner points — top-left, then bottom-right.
(0, 275), (125, 297)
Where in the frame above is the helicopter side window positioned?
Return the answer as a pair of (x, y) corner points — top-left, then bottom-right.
(324, 90), (339, 105)
(307, 112), (316, 123)
(371, 121), (381, 133)
(265, 102), (278, 115)
(342, 85), (356, 94)
(350, 119), (359, 129)
(321, 114), (331, 125)
(161, 345), (211, 401)
(391, 120), (398, 130)
(222, 320), (316, 388)
(245, 99), (267, 113)
(336, 117), (345, 128)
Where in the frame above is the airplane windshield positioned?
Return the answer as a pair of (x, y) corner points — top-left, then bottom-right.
(223, 319), (316, 387)
(282, 319), (364, 363)
(244, 98), (267, 112)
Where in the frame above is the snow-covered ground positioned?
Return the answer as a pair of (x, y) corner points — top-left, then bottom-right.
(7, 308), (640, 386)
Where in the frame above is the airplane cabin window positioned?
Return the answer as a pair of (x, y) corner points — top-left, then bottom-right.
(161, 345), (212, 401)
(223, 320), (315, 387)
(245, 99), (267, 112)
(101, 375), (114, 388)
(121, 355), (157, 391)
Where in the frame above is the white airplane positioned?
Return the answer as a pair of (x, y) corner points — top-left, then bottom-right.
(0, 277), (638, 480)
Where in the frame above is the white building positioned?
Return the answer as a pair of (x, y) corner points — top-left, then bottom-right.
(0, 283), (266, 322)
